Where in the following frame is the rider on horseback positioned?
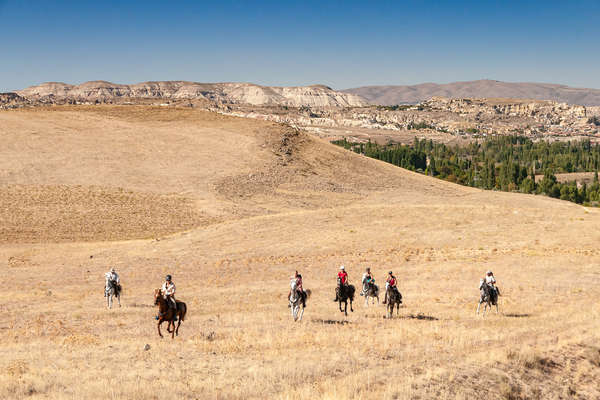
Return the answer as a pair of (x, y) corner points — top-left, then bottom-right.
(484, 270), (500, 296)
(161, 275), (177, 310)
(288, 271), (306, 307)
(383, 271), (399, 304)
(104, 267), (120, 297)
(360, 267), (375, 296)
(334, 265), (349, 302)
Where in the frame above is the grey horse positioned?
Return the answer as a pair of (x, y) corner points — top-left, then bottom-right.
(361, 280), (379, 307)
(289, 280), (310, 321)
(477, 279), (499, 316)
(105, 279), (121, 309)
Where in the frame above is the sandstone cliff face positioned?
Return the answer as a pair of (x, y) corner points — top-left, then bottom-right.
(425, 97), (587, 119)
(0, 92), (29, 108)
(16, 81), (368, 108)
(210, 95), (598, 138)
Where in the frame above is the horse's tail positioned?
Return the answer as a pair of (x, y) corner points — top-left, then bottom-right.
(305, 289), (312, 299)
(179, 302), (187, 322)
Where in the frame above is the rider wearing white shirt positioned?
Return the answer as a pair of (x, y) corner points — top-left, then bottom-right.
(161, 275), (177, 309)
(104, 268), (120, 296)
(484, 270), (500, 295)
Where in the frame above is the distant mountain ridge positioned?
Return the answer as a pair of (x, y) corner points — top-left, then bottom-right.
(343, 80), (600, 106)
(14, 80), (368, 108)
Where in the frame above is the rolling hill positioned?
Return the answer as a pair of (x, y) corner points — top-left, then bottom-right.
(344, 79), (600, 106)
(1, 105), (599, 399)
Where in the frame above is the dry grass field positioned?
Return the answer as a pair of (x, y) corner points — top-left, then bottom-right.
(1, 106), (600, 399)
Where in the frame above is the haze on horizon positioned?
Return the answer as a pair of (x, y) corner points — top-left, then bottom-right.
(1, 0), (599, 92)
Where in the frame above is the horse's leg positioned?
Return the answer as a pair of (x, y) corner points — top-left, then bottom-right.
(344, 300), (348, 316)
(350, 298), (354, 313)
(157, 319), (164, 338)
(176, 318), (182, 335)
(339, 300), (343, 313)
(117, 293), (121, 307)
(477, 300), (482, 315)
(495, 302), (499, 314)
(298, 306), (304, 322)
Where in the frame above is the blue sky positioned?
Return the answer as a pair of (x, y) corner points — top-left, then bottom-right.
(1, 0), (599, 91)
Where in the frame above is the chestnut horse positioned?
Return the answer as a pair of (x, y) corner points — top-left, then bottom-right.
(154, 289), (187, 339)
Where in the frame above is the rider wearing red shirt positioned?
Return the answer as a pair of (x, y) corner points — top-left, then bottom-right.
(334, 265), (349, 302)
(338, 266), (348, 285)
(383, 271), (398, 304)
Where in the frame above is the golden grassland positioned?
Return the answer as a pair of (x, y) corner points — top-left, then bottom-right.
(1, 106), (599, 399)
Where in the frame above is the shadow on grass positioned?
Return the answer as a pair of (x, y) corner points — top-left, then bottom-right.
(312, 318), (351, 325)
(400, 313), (438, 321)
(504, 313), (531, 318)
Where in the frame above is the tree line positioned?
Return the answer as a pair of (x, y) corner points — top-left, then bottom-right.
(332, 136), (600, 206)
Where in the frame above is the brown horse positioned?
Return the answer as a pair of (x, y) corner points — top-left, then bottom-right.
(154, 289), (187, 339)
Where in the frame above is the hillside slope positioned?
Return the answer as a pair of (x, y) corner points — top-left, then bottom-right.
(1, 106), (599, 399)
(344, 79), (600, 106)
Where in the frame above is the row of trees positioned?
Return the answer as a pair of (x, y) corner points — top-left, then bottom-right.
(333, 137), (600, 206)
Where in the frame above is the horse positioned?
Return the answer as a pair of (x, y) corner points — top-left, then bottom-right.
(105, 279), (121, 309)
(334, 277), (355, 316)
(477, 279), (499, 316)
(361, 280), (379, 307)
(385, 287), (402, 318)
(154, 289), (187, 339)
(289, 280), (311, 321)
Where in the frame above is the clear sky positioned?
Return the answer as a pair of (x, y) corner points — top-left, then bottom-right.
(1, 0), (599, 92)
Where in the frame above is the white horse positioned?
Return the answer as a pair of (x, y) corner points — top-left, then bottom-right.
(477, 279), (499, 316)
(289, 281), (309, 321)
(105, 279), (121, 309)
(361, 280), (379, 307)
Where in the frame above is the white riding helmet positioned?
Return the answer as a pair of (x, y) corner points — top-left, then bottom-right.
(486, 270), (493, 275)
(110, 267), (116, 273)
(340, 265), (345, 270)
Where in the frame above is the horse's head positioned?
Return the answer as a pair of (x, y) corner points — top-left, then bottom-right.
(290, 280), (297, 291)
(154, 289), (162, 306)
(337, 276), (342, 286)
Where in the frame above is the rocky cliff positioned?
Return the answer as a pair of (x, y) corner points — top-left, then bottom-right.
(15, 81), (368, 108)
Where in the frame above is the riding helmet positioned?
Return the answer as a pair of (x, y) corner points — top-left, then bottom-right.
(340, 265), (345, 270)
(166, 274), (172, 281)
(388, 271), (393, 275)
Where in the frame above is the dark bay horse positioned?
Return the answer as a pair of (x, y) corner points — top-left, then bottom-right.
(154, 289), (187, 339)
(334, 277), (355, 316)
(386, 287), (402, 318)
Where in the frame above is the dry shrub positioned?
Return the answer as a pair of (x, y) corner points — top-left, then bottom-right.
(584, 346), (600, 367)
(61, 334), (100, 346)
(500, 381), (523, 400)
(6, 360), (29, 378)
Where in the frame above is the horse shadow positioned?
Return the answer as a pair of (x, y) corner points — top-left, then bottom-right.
(400, 313), (438, 321)
(312, 318), (351, 325)
(504, 313), (531, 318)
